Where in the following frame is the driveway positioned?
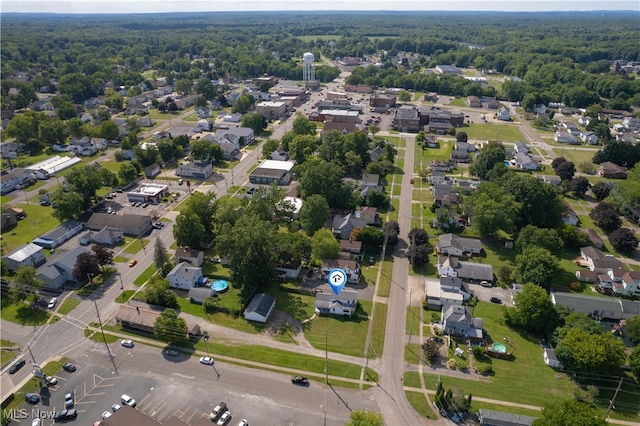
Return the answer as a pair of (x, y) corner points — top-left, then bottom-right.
(467, 283), (512, 307)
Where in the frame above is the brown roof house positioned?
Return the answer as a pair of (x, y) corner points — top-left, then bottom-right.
(116, 304), (163, 335)
(597, 162), (627, 179)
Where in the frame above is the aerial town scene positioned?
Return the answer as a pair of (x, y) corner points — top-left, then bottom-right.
(0, 1), (639, 425)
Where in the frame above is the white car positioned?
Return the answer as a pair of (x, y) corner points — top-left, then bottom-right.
(111, 403), (122, 412)
(102, 411), (112, 419)
(48, 298), (57, 309)
(31, 419), (41, 426)
(199, 356), (214, 365)
(121, 394), (136, 407)
(237, 420), (249, 426)
(217, 411), (231, 426)
(121, 339), (134, 348)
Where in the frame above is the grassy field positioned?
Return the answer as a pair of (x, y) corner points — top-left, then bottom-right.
(369, 302), (387, 358)
(465, 123), (524, 142)
(448, 98), (466, 107)
(552, 146), (599, 165)
(415, 140), (454, 165)
(0, 202), (61, 254)
(424, 301), (577, 408)
(0, 339), (18, 365)
(405, 343), (421, 364)
(57, 297), (80, 315)
(0, 300), (50, 326)
(133, 264), (157, 286)
(377, 258), (394, 297)
(406, 390), (439, 419)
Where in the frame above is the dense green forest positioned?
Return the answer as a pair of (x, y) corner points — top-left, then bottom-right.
(1, 11), (639, 109)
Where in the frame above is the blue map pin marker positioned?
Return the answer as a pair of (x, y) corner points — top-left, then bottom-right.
(328, 268), (347, 295)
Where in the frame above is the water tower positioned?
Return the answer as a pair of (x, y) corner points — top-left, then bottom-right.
(303, 52), (315, 82)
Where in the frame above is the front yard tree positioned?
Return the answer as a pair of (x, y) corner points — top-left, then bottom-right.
(299, 194), (329, 236)
(91, 245), (114, 271)
(240, 112), (265, 135)
(292, 115), (317, 136)
(190, 138), (216, 162)
(354, 226), (385, 248)
(12, 266), (44, 303)
(555, 160), (576, 181)
(311, 228), (340, 260)
(569, 176), (591, 197)
(608, 227), (639, 254)
(145, 276), (178, 308)
(156, 139), (177, 163)
(630, 347), (640, 378)
(407, 244), (430, 267)
(72, 252), (101, 281)
(408, 228), (430, 247)
(173, 211), (205, 248)
(154, 237), (169, 272)
(184, 192), (217, 236)
(51, 188), (84, 221)
(504, 283), (559, 337)
(513, 246), (559, 289)
(589, 202), (621, 233)
(555, 328), (626, 375)
(422, 340), (440, 360)
(532, 400), (607, 426)
(623, 315), (640, 343)
(154, 308), (188, 344)
(65, 165), (108, 209)
(216, 214), (277, 301)
(383, 221), (400, 246)
(273, 232), (312, 268)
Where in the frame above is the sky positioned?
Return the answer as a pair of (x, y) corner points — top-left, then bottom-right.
(1, 0), (638, 14)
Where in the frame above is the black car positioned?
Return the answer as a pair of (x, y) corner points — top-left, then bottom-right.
(53, 409), (77, 422)
(490, 297), (502, 304)
(25, 393), (40, 404)
(291, 376), (310, 386)
(62, 362), (76, 372)
(8, 359), (26, 374)
(429, 337), (444, 344)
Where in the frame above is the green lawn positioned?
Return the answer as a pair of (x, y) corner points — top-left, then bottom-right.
(57, 297), (80, 315)
(465, 123), (524, 142)
(406, 390), (439, 419)
(0, 202), (62, 254)
(405, 343), (421, 364)
(369, 302), (387, 358)
(415, 140), (453, 164)
(376, 258), (393, 297)
(0, 301), (50, 326)
(133, 265), (157, 286)
(425, 301), (577, 408)
(115, 290), (136, 303)
(470, 401), (541, 418)
(552, 146), (598, 165)
(448, 98), (466, 107)
(123, 238), (149, 254)
(0, 339), (18, 365)
(406, 306), (422, 334)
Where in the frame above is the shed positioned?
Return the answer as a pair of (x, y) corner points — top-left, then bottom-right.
(188, 287), (214, 304)
(543, 348), (561, 369)
(244, 293), (276, 323)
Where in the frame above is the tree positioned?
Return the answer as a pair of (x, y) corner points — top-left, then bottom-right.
(455, 131), (468, 142)
(500, 172), (563, 229)
(292, 115), (317, 136)
(630, 346), (640, 378)
(464, 183), (520, 236)
(297, 159), (346, 208)
(184, 192), (217, 236)
(240, 112), (265, 135)
(345, 411), (383, 426)
(289, 134), (319, 164)
(470, 141), (505, 179)
(72, 252), (101, 281)
(608, 227), (639, 253)
(51, 188), (84, 221)
(38, 119), (66, 146)
(299, 194), (329, 236)
(555, 328), (626, 374)
(145, 275), (178, 308)
(407, 244), (430, 267)
(12, 266), (44, 304)
(551, 156), (568, 171)
(408, 228), (429, 247)
(398, 90), (411, 102)
(569, 177), (591, 197)
(91, 245), (114, 271)
(589, 202), (621, 233)
(154, 237), (169, 272)
(623, 315), (640, 344)
(190, 138), (216, 162)
(311, 228), (340, 260)
(504, 283), (559, 337)
(532, 400), (607, 426)
(422, 340), (440, 360)
(555, 161), (575, 181)
(383, 221), (400, 246)
(364, 189), (390, 209)
(118, 162), (139, 185)
(156, 139), (177, 163)
(261, 139), (280, 158)
(356, 226), (385, 248)
(216, 214), (276, 301)
(154, 308), (188, 343)
(513, 246), (559, 289)
(174, 211), (205, 248)
(515, 225), (564, 255)
(100, 120), (120, 140)
(65, 165), (110, 209)
(273, 232), (312, 268)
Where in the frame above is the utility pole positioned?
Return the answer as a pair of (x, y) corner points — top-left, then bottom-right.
(94, 299), (118, 375)
(26, 345), (36, 364)
(605, 377), (624, 418)
(324, 333), (328, 426)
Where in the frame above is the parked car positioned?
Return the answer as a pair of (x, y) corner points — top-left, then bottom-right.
(8, 359), (26, 374)
(121, 394), (136, 407)
(48, 297), (58, 309)
(429, 337), (444, 344)
(291, 376), (309, 386)
(142, 202), (149, 208)
(480, 280), (492, 287)
(46, 375), (58, 386)
(102, 411), (112, 419)
(217, 411), (231, 426)
(25, 393), (40, 404)
(178, 179), (184, 185)
(53, 409), (77, 422)
(490, 297), (502, 304)
(237, 420), (249, 426)
(164, 348), (179, 357)
(32, 419), (41, 426)
(62, 362), (76, 372)
(111, 403), (121, 412)
(64, 391), (74, 408)
(200, 356), (214, 365)
(121, 339), (134, 348)
(209, 402), (227, 421)
(246, 187), (255, 195)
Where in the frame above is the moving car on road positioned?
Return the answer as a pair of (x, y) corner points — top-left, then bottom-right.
(291, 376), (310, 386)
(121, 339), (134, 348)
(8, 359), (26, 374)
(200, 356), (214, 365)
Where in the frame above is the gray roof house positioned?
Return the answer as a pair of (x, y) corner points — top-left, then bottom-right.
(438, 256), (493, 282)
(441, 304), (483, 339)
(244, 293), (276, 323)
(550, 292), (640, 321)
(331, 213), (368, 240)
(513, 152), (538, 170)
(87, 213), (152, 237)
(436, 234), (482, 256)
(32, 220), (84, 250)
(91, 227), (124, 246)
(175, 248), (204, 267)
(37, 246), (90, 289)
(478, 409), (536, 426)
(315, 289), (359, 317)
(2, 243), (46, 272)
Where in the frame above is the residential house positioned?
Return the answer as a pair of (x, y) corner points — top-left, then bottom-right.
(562, 208), (579, 226)
(176, 162), (213, 179)
(497, 107), (510, 121)
(554, 131), (578, 144)
(36, 246), (90, 289)
(315, 289), (358, 317)
(538, 175), (561, 186)
(467, 96), (482, 108)
(32, 220), (84, 250)
(441, 304), (484, 339)
(276, 262), (302, 279)
(623, 116), (640, 131)
(2, 243), (46, 272)
(428, 171), (448, 185)
(1, 209), (18, 231)
(355, 206), (378, 225)
(91, 227), (124, 245)
(436, 234), (482, 256)
(580, 246), (625, 278)
(450, 149), (472, 163)
(543, 348), (561, 369)
(116, 304), (162, 335)
(533, 104), (547, 115)
(1, 168), (34, 194)
(0, 141), (18, 157)
(438, 256), (493, 283)
(513, 141), (529, 154)
(513, 152), (538, 170)
(175, 248), (204, 267)
(86, 213), (152, 237)
(215, 127), (255, 146)
(361, 173), (380, 188)
(558, 121), (580, 135)
(580, 131), (599, 145)
(431, 184), (458, 206)
(321, 259), (360, 283)
(166, 262), (204, 290)
(244, 293), (276, 323)
(369, 145), (384, 161)
(597, 162), (627, 179)
(425, 278), (463, 310)
(550, 292), (640, 321)
(615, 271), (640, 297)
(478, 409), (536, 426)
(331, 213), (368, 240)
(339, 240), (363, 259)
(575, 270), (599, 283)
(144, 163), (161, 179)
(578, 116), (592, 126)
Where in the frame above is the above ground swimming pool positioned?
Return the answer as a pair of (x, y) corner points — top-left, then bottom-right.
(210, 279), (229, 293)
(491, 342), (507, 353)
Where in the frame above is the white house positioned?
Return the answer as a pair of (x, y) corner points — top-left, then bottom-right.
(616, 271), (640, 297)
(91, 227), (124, 245)
(436, 233), (482, 256)
(176, 162), (213, 179)
(315, 289), (358, 317)
(543, 348), (561, 369)
(438, 256), (494, 283)
(2, 243), (46, 272)
(1, 168), (34, 194)
(244, 293), (276, 323)
(497, 107), (510, 121)
(580, 131), (599, 145)
(166, 262), (203, 289)
(513, 141), (529, 154)
(321, 259), (360, 283)
(578, 116), (592, 126)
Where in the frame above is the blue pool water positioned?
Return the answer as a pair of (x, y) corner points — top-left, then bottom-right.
(504, 161), (511, 167)
(211, 280), (229, 292)
(492, 342), (507, 353)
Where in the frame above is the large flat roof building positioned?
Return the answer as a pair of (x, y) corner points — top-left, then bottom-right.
(249, 160), (295, 186)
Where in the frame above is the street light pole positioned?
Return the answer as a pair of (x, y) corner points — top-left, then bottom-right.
(203, 331), (210, 357)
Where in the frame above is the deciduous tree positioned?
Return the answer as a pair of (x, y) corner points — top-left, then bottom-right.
(345, 411), (383, 426)
(51, 188), (84, 221)
(311, 228), (341, 260)
(532, 400), (606, 426)
(154, 237), (169, 271)
(608, 227), (639, 253)
(513, 246), (559, 289)
(72, 252), (101, 281)
(299, 194), (329, 236)
(623, 315), (640, 344)
(12, 266), (44, 304)
(515, 225), (564, 255)
(555, 328), (626, 374)
(145, 276), (178, 309)
(173, 211), (205, 248)
(504, 283), (559, 337)
(589, 202), (621, 233)
(569, 176), (591, 197)
(154, 308), (187, 343)
(91, 245), (114, 271)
